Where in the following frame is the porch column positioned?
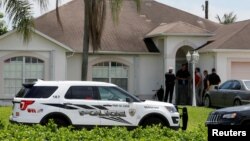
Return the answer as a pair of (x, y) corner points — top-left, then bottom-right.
(163, 38), (176, 104)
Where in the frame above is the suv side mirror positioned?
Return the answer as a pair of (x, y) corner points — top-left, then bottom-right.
(126, 97), (132, 103)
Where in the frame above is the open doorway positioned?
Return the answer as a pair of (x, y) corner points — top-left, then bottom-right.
(175, 46), (193, 105)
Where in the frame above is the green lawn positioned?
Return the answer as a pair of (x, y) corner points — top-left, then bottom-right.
(0, 106), (214, 131)
(0, 106), (12, 125)
(185, 106), (214, 131)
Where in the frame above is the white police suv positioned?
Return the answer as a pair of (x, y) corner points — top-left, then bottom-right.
(10, 80), (188, 130)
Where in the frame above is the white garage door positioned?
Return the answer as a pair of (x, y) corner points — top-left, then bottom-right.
(231, 62), (250, 79)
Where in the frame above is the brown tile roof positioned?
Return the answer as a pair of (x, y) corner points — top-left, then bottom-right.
(199, 20), (250, 52)
(146, 21), (213, 37)
(34, 0), (220, 53)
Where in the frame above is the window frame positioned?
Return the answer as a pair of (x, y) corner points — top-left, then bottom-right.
(3, 56), (45, 96)
(92, 61), (129, 90)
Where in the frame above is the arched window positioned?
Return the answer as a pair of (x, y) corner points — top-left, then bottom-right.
(92, 61), (128, 90)
(4, 56), (44, 96)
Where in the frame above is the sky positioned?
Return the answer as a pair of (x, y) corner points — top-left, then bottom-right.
(155, 0), (250, 22)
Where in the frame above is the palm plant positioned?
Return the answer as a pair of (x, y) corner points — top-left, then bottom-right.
(216, 12), (237, 24)
(0, 12), (8, 35)
(0, 0), (141, 80)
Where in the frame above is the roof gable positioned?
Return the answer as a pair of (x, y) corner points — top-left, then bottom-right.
(146, 21), (214, 37)
(199, 20), (250, 52)
(0, 29), (73, 52)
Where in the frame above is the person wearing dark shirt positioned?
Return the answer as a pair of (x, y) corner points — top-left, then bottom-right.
(176, 64), (190, 105)
(208, 68), (221, 90)
(195, 67), (202, 106)
(201, 70), (208, 105)
(164, 67), (176, 103)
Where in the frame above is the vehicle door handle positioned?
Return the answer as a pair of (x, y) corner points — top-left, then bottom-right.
(103, 104), (112, 107)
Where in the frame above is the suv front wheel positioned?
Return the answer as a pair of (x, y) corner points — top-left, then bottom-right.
(141, 117), (165, 127)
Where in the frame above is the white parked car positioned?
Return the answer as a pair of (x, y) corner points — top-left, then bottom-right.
(10, 80), (188, 130)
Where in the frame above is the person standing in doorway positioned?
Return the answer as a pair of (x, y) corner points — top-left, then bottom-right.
(201, 70), (209, 105)
(195, 67), (202, 106)
(176, 64), (190, 105)
(207, 68), (221, 90)
(164, 67), (176, 103)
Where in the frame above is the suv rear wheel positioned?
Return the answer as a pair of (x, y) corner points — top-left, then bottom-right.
(41, 116), (70, 127)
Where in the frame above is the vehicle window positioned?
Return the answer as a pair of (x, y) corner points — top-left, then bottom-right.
(219, 81), (233, 89)
(65, 86), (95, 100)
(244, 81), (250, 90)
(231, 81), (241, 90)
(23, 86), (58, 98)
(98, 86), (135, 102)
(15, 84), (34, 97)
(16, 88), (30, 98)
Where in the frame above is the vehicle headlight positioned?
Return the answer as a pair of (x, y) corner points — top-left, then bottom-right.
(165, 106), (177, 113)
(222, 113), (237, 119)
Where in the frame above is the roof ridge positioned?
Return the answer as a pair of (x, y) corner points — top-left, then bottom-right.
(177, 21), (212, 33)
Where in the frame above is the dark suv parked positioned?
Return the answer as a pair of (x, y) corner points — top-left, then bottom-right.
(206, 105), (250, 140)
(206, 105), (250, 126)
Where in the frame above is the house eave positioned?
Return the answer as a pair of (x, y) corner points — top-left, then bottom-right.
(199, 49), (250, 53)
(86, 51), (160, 55)
(0, 29), (74, 52)
(146, 33), (214, 38)
(34, 30), (74, 52)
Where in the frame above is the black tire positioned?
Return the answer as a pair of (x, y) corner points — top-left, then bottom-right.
(204, 96), (211, 107)
(142, 117), (165, 127)
(43, 117), (69, 127)
(242, 121), (250, 126)
(233, 99), (241, 106)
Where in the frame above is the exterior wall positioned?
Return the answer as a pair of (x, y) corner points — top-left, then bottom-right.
(67, 54), (163, 100)
(135, 54), (164, 99)
(164, 36), (209, 73)
(66, 53), (82, 80)
(198, 51), (250, 84)
(154, 35), (210, 104)
(216, 51), (250, 83)
(198, 52), (215, 75)
(0, 32), (68, 104)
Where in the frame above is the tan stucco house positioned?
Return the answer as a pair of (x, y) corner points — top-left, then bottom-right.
(1, 0), (250, 105)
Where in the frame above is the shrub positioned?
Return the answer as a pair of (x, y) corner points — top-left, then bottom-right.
(0, 122), (207, 141)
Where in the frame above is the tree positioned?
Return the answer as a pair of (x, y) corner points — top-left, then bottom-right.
(0, 12), (8, 35)
(1, 0), (141, 80)
(216, 12), (237, 24)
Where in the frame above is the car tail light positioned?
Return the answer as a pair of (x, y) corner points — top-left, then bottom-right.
(20, 100), (35, 111)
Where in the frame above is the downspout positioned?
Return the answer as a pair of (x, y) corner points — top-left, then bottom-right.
(49, 50), (56, 80)
(65, 50), (75, 80)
